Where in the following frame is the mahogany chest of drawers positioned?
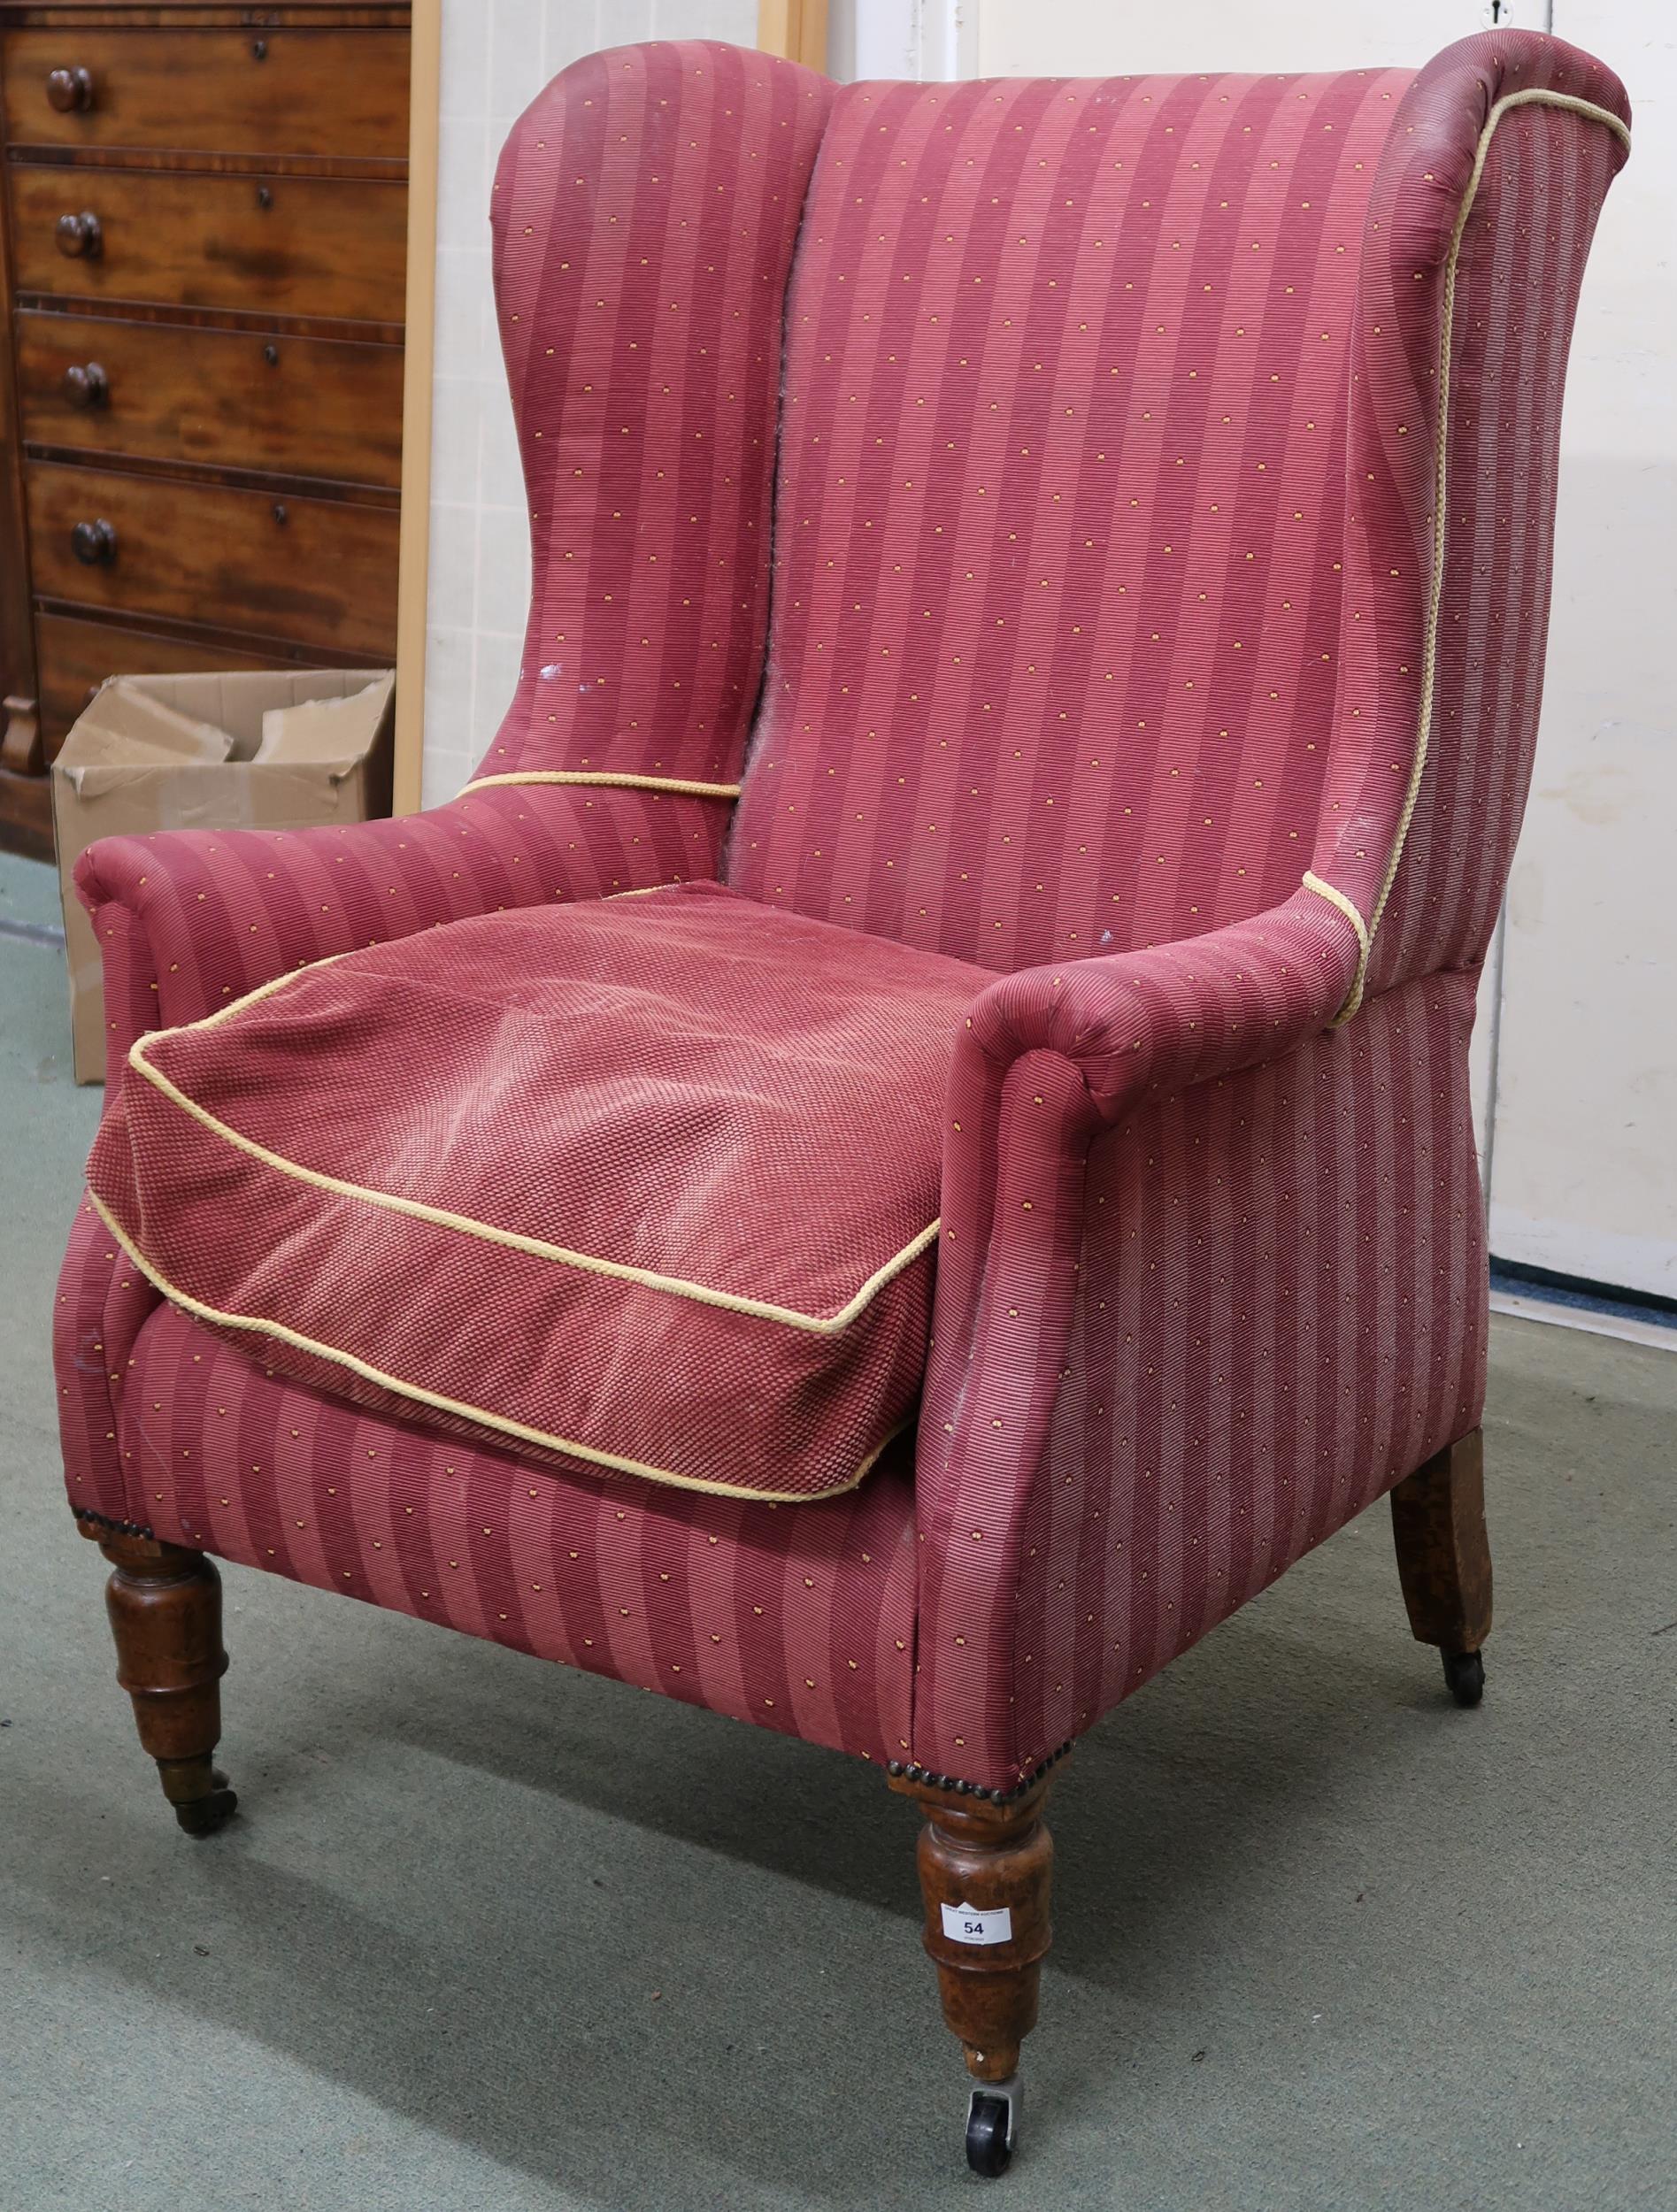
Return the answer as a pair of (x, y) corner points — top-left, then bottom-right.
(0, 2), (411, 858)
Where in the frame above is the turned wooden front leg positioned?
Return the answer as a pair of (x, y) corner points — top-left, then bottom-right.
(1389, 1430), (1492, 1653)
(83, 1525), (237, 1837)
(890, 1767), (1058, 2083)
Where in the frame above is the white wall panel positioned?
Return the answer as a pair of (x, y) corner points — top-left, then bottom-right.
(830, 0), (973, 81)
(969, 0), (1491, 80)
(1486, 0), (1676, 1295)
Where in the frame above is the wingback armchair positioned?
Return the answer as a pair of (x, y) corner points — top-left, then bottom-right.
(57, 29), (1628, 2177)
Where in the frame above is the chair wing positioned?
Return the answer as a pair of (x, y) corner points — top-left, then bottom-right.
(481, 40), (831, 793)
(1313, 35), (1630, 1017)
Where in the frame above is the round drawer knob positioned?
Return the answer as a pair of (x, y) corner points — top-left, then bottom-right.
(71, 518), (118, 566)
(55, 210), (102, 259)
(46, 65), (94, 113)
(61, 361), (109, 409)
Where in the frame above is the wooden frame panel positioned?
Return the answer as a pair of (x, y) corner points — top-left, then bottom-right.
(757, 0), (828, 70)
(390, 0), (435, 813)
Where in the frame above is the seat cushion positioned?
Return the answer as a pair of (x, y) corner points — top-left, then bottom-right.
(88, 882), (989, 1502)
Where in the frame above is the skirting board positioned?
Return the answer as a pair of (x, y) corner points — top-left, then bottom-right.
(1489, 1288), (1677, 1354)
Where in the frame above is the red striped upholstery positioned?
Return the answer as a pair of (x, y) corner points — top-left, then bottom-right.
(67, 780), (738, 1551)
(58, 1200), (165, 1532)
(483, 40), (832, 786)
(727, 65), (1407, 967)
(1320, 39), (1628, 998)
(75, 1274), (917, 1766)
(916, 964), (1482, 1779)
(88, 886), (987, 1505)
(56, 33), (1628, 1793)
(77, 782), (735, 1089)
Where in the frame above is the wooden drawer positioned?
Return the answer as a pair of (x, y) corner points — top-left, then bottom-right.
(9, 165), (406, 322)
(17, 311), (404, 488)
(27, 462), (399, 659)
(1, 28), (410, 160)
(35, 611), (355, 753)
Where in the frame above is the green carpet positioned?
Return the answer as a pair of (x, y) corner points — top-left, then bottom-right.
(1, 849), (1672, 2212)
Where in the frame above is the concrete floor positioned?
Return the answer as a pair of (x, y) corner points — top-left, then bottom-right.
(1, 849), (1673, 2212)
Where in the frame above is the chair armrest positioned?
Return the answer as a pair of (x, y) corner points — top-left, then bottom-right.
(958, 885), (1363, 1125)
(912, 888), (1365, 1788)
(75, 780), (730, 1080)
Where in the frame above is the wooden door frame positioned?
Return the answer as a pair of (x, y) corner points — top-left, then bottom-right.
(758, 0), (830, 69)
(392, 0), (440, 814)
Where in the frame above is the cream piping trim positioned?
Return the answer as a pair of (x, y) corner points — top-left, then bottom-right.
(461, 771), (742, 800)
(88, 1189), (884, 1504)
(1332, 88), (1629, 1026)
(1300, 870), (1370, 966)
(127, 968), (939, 1337)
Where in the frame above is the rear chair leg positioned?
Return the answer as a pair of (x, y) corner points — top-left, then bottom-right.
(890, 1763), (1060, 2177)
(1390, 1429), (1493, 1708)
(83, 1525), (237, 1836)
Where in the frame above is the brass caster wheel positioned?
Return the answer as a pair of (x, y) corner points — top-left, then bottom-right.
(1442, 1648), (1485, 1708)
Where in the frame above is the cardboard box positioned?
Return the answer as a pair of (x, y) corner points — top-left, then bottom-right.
(51, 668), (395, 1083)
